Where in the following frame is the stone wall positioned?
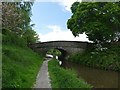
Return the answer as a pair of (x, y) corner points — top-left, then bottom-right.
(30, 41), (93, 56)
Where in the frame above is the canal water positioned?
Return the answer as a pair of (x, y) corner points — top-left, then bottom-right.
(61, 60), (119, 88)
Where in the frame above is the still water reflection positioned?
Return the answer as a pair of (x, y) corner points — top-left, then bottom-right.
(62, 61), (119, 88)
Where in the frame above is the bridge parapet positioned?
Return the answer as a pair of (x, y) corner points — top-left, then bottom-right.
(33, 41), (89, 48)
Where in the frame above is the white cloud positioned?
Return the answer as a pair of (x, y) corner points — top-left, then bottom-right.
(38, 25), (89, 42)
(47, 25), (62, 32)
(58, 0), (82, 12)
(34, 0), (81, 12)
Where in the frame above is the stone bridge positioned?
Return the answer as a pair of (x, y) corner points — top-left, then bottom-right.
(29, 41), (93, 59)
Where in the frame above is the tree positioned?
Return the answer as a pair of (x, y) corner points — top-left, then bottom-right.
(67, 2), (120, 44)
(2, 2), (39, 44)
(47, 49), (61, 58)
(2, 2), (33, 35)
(22, 26), (39, 44)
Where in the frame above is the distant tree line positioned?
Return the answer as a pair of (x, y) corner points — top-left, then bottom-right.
(2, 1), (39, 45)
(47, 49), (61, 58)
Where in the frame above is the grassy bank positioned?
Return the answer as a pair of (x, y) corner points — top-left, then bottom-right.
(2, 44), (43, 88)
(48, 59), (92, 89)
(69, 44), (120, 71)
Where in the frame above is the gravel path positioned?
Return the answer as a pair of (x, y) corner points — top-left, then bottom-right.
(34, 59), (51, 89)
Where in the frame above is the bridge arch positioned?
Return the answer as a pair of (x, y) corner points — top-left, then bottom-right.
(45, 47), (68, 60)
(55, 48), (68, 61)
(29, 41), (93, 59)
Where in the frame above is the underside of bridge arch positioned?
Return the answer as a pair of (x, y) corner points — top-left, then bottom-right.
(55, 48), (68, 61)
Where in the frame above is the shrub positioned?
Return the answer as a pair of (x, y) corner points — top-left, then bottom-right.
(2, 29), (27, 47)
(69, 45), (120, 71)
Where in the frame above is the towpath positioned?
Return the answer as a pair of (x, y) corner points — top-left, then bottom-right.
(34, 59), (51, 89)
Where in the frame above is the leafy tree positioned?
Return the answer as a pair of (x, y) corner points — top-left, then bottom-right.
(67, 2), (120, 44)
(22, 26), (39, 44)
(2, 1), (39, 44)
(2, 2), (33, 35)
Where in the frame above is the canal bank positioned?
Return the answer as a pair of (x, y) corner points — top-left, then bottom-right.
(48, 59), (92, 88)
(61, 61), (119, 88)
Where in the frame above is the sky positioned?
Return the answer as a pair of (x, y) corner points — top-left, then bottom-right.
(31, 0), (90, 42)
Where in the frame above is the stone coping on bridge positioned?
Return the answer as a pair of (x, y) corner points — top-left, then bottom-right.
(36, 40), (92, 44)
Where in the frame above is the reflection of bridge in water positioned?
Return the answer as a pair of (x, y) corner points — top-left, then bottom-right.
(29, 41), (93, 60)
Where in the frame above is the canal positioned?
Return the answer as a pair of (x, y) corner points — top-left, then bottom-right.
(61, 60), (119, 88)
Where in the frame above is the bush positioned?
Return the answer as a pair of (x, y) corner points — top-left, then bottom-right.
(69, 45), (120, 71)
(2, 29), (27, 47)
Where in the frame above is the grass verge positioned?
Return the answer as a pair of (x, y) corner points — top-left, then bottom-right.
(2, 44), (43, 88)
(48, 59), (92, 89)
